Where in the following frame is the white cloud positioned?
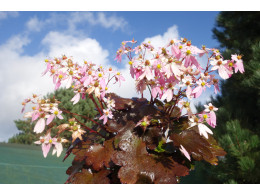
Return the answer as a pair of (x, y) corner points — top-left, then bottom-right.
(25, 12), (128, 33)
(0, 11), (19, 20)
(95, 12), (128, 31)
(0, 35), (48, 141)
(42, 31), (109, 65)
(68, 12), (128, 32)
(26, 16), (44, 32)
(143, 25), (179, 47)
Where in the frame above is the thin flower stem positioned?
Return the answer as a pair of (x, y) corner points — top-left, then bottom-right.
(101, 99), (107, 109)
(98, 97), (104, 110)
(147, 85), (153, 103)
(73, 116), (104, 137)
(89, 95), (102, 115)
(152, 94), (159, 105)
(60, 108), (103, 128)
(106, 75), (116, 86)
(169, 88), (182, 117)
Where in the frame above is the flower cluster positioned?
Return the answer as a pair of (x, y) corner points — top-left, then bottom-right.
(22, 94), (63, 133)
(21, 94), (67, 157)
(43, 56), (124, 104)
(116, 39), (244, 102)
(21, 38), (244, 162)
(34, 133), (67, 158)
(99, 96), (115, 124)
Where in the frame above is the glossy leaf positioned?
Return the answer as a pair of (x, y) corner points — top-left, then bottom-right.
(85, 139), (115, 171)
(170, 127), (226, 165)
(112, 132), (189, 184)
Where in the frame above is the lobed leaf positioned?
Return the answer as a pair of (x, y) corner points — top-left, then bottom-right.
(85, 139), (115, 171)
(170, 127), (226, 165)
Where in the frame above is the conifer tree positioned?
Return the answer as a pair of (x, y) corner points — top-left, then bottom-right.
(187, 11), (260, 184)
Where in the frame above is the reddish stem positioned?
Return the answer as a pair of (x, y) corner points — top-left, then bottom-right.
(98, 97), (104, 110)
(89, 95), (102, 115)
(106, 75), (116, 86)
(168, 88), (182, 117)
(73, 116), (104, 137)
(60, 108), (103, 128)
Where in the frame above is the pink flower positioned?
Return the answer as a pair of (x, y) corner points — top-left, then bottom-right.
(198, 45), (210, 57)
(115, 48), (123, 62)
(171, 45), (182, 59)
(211, 59), (232, 79)
(161, 83), (175, 102)
(150, 80), (162, 98)
(204, 103), (218, 127)
(52, 138), (68, 157)
(66, 69), (77, 89)
(82, 70), (94, 87)
(54, 71), (66, 90)
(231, 54), (244, 73)
(42, 62), (52, 76)
(34, 133), (57, 158)
(99, 109), (113, 124)
(138, 65), (153, 81)
(34, 113), (47, 134)
(46, 108), (64, 125)
(170, 62), (182, 77)
(115, 72), (125, 86)
(209, 76), (220, 94)
(183, 48), (200, 68)
(21, 98), (31, 113)
(192, 79), (209, 98)
(31, 107), (42, 122)
(189, 116), (213, 139)
(181, 77), (193, 99)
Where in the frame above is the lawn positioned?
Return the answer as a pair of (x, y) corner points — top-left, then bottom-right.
(0, 143), (207, 184)
(0, 143), (73, 184)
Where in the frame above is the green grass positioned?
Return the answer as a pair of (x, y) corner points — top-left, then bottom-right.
(0, 143), (73, 184)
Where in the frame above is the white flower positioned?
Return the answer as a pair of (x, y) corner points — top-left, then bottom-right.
(189, 117), (213, 139)
(204, 103), (218, 112)
(52, 138), (68, 157)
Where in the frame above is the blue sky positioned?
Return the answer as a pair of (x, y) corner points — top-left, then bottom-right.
(0, 11), (220, 141)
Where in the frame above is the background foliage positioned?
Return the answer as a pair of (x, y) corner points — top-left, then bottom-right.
(193, 11), (260, 184)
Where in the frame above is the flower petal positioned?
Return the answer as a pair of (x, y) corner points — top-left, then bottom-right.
(42, 144), (51, 158)
(34, 118), (45, 133)
(180, 145), (191, 161)
(46, 114), (55, 125)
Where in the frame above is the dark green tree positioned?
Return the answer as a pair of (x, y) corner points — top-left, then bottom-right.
(8, 119), (36, 144)
(9, 88), (98, 145)
(186, 11), (260, 184)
